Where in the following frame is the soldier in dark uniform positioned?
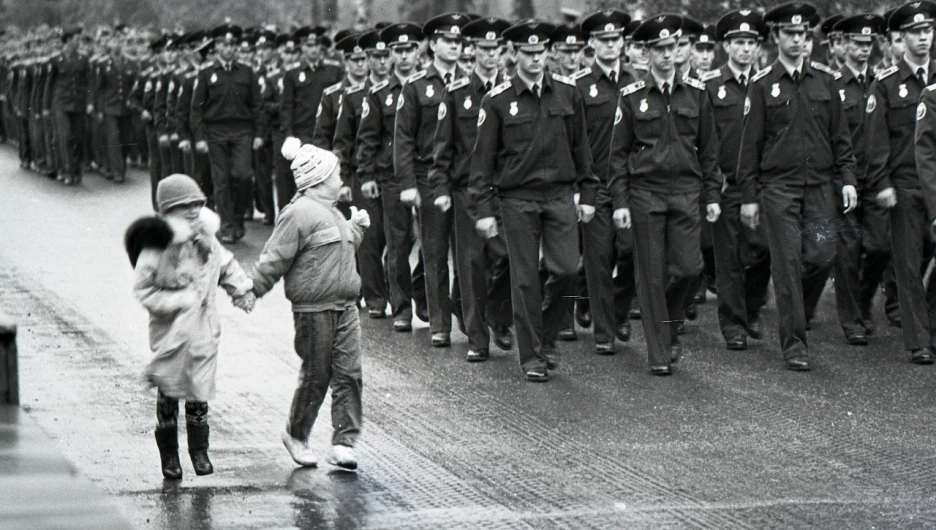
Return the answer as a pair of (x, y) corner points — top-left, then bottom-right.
(701, 10), (771, 351)
(95, 28), (137, 183)
(819, 15), (846, 71)
(868, 1), (936, 364)
(190, 24), (266, 244)
(249, 29), (278, 225)
(395, 13), (471, 348)
(691, 25), (717, 74)
(267, 33), (299, 210)
(470, 20), (598, 382)
(281, 26), (343, 145)
(830, 14), (886, 346)
(44, 27), (90, 186)
(430, 17), (514, 362)
(738, 2), (858, 371)
(128, 36), (166, 209)
(312, 31), (360, 162)
(176, 33), (214, 204)
(609, 15), (722, 376)
(356, 22), (429, 332)
(676, 17), (704, 80)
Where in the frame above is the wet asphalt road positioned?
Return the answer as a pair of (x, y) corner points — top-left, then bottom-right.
(2, 146), (936, 529)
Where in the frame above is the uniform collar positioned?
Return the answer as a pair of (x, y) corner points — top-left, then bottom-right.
(429, 61), (457, 81)
(594, 59), (620, 82)
(843, 63), (868, 83)
(726, 61), (753, 83)
(474, 69), (498, 89)
(900, 54), (929, 82)
(513, 71), (547, 96)
(217, 58), (235, 71)
(650, 68), (676, 92)
(776, 54), (804, 79)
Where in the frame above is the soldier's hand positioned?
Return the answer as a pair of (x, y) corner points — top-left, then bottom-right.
(475, 217), (498, 239)
(875, 187), (897, 209)
(158, 134), (170, 147)
(612, 208), (631, 229)
(195, 140), (209, 154)
(400, 187), (420, 207)
(338, 186), (352, 203)
(740, 203), (759, 230)
(141, 109), (151, 122)
(578, 203), (596, 223)
(252, 137), (264, 150)
(350, 206), (371, 229)
(706, 203), (721, 223)
(179, 139), (192, 152)
(361, 181), (379, 199)
(169, 133), (179, 142)
(434, 195), (452, 212)
(842, 185), (858, 214)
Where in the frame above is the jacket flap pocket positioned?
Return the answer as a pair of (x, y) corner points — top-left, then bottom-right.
(306, 226), (342, 248)
(548, 106), (574, 116)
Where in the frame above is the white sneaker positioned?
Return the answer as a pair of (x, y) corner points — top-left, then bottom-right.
(327, 444), (358, 471)
(281, 431), (317, 467)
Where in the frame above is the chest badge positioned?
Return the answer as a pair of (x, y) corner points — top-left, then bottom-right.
(899, 84), (908, 98)
(509, 101), (518, 116)
(717, 85), (726, 100)
(839, 89), (846, 102)
(463, 96), (472, 110)
(385, 93), (394, 107)
(298, 71), (306, 83)
(210, 73), (217, 84)
(639, 98), (648, 113)
(589, 84), (598, 98)
(426, 84), (435, 98)
(771, 83), (780, 98)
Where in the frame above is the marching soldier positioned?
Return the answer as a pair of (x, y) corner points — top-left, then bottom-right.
(44, 27), (90, 186)
(311, 30), (357, 154)
(738, 2), (858, 372)
(249, 29), (278, 224)
(691, 25), (717, 74)
(95, 29), (137, 183)
(266, 33), (299, 210)
(819, 15), (846, 70)
(281, 26), (343, 145)
(469, 20), (598, 382)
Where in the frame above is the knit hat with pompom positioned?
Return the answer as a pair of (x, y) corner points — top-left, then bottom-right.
(281, 137), (340, 191)
(156, 173), (206, 213)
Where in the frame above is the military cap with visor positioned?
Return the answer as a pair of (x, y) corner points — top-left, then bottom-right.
(503, 20), (557, 52)
(551, 24), (587, 50)
(887, 1), (936, 31)
(680, 17), (705, 40)
(357, 29), (389, 53)
(461, 17), (511, 44)
(624, 19), (642, 41)
(716, 9), (764, 41)
(335, 32), (365, 57)
(423, 12), (470, 38)
(764, 2), (819, 30)
(695, 25), (717, 48)
(294, 26), (326, 43)
(631, 14), (683, 46)
(253, 29), (276, 48)
(332, 28), (355, 48)
(276, 33), (298, 50)
(834, 14), (885, 43)
(379, 22), (424, 48)
(820, 14), (845, 40)
(211, 23), (243, 42)
(580, 10), (632, 38)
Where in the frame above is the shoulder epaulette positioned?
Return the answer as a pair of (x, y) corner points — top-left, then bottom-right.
(751, 65), (773, 83)
(551, 72), (575, 86)
(345, 83), (365, 95)
(571, 67), (592, 81)
(926, 82), (936, 93)
(324, 81), (344, 96)
(446, 77), (469, 91)
(700, 69), (721, 82)
(876, 65), (899, 81)
(683, 76), (706, 90)
(406, 70), (426, 83)
(620, 80), (646, 97)
(199, 63), (212, 72)
(489, 80), (512, 97)
(322, 58), (341, 68)
(810, 61), (842, 79)
(286, 61), (300, 71)
(267, 68), (281, 78)
(370, 79), (389, 93)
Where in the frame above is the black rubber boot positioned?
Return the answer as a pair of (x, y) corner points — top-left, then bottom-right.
(154, 427), (183, 480)
(187, 423), (214, 476)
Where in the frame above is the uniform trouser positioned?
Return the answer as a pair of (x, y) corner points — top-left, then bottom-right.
(288, 308), (363, 447)
(762, 182), (837, 360)
(890, 189), (936, 351)
(858, 197), (896, 321)
(43, 115), (57, 172)
(147, 126), (163, 211)
(416, 183), (453, 335)
(92, 114), (107, 172)
(271, 131), (297, 210)
(630, 190), (703, 367)
(582, 187), (618, 345)
(613, 227), (637, 325)
(713, 184), (772, 341)
(104, 114), (130, 180)
(833, 202), (866, 337)
(27, 115), (42, 165)
(383, 180), (427, 322)
(453, 188), (512, 353)
(54, 110), (84, 180)
(253, 139), (275, 220)
(206, 124), (253, 238)
(130, 114), (146, 164)
(182, 145), (213, 208)
(16, 118), (28, 164)
(500, 194), (578, 372)
(352, 181), (388, 312)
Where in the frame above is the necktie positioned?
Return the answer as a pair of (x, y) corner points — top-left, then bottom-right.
(610, 70), (617, 84)
(739, 74), (747, 88)
(918, 67), (927, 85)
(444, 72), (452, 84)
(483, 80), (492, 93)
(857, 73), (865, 85)
(792, 70), (800, 85)
(532, 83), (540, 98)
(662, 82), (670, 104)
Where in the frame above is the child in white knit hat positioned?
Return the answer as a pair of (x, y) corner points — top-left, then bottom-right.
(250, 139), (370, 470)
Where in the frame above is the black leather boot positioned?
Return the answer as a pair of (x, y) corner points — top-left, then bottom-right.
(187, 423), (214, 476)
(154, 427), (182, 480)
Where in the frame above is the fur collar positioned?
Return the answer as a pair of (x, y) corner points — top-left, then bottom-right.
(165, 207), (220, 244)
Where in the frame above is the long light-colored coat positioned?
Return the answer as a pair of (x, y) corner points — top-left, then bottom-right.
(132, 209), (252, 401)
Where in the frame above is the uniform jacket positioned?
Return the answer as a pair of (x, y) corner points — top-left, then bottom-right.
(333, 80), (370, 187)
(251, 192), (365, 312)
(914, 83), (936, 220)
(866, 58), (936, 194)
(95, 55), (136, 116)
(469, 72), (598, 220)
(311, 79), (347, 150)
(190, 59), (265, 143)
(43, 51), (90, 113)
(260, 64), (286, 134)
(702, 65), (750, 184)
(130, 208), (252, 401)
(281, 58), (343, 138)
(574, 64), (634, 181)
(836, 65), (874, 190)
(355, 73), (406, 184)
(738, 60), (857, 204)
(608, 71), (721, 210)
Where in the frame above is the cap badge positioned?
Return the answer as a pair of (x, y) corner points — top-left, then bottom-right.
(791, 15), (802, 24)
(354, 46), (362, 53)
(639, 98), (648, 112)
(771, 83), (780, 98)
(862, 27), (872, 35)
(464, 96), (472, 109)
(226, 32), (234, 40)
(740, 10), (752, 16)
(660, 29), (671, 39)
(509, 101), (518, 115)
(528, 35), (540, 44)
(656, 16), (666, 23)
(426, 84), (435, 98)
(258, 37), (267, 45)
(915, 13), (927, 23)
(376, 42), (386, 50)
(486, 31), (497, 40)
(450, 26), (460, 34)
(740, 23), (751, 32)
(566, 36), (577, 44)
(699, 35), (710, 42)
(717, 85), (726, 99)
(399, 35), (409, 42)
(899, 84), (908, 98)
(589, 84), (598, 97)
(605, 23), (616, 32)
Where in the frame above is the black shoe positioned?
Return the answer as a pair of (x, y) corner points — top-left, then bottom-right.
(726, 337), (748, 351)
(491, 325), (513, 350)
(557, 328), (577, 341)
(845, 332), (868, 346)
(595, 342), (615, 355)
(747, 319), (762, 340)
(670, 342), (683, 364)
(466, 349), (489, 363)
(155, 427), (183, 480)
(785, 358), (812, 372)
(431, 332), (451, 347)
(910, 348), (934, 365)
(234, 227), (246, 241)
(525, 369), (549, 382)
(650, 364), (672, 376)
(615, 323), (631, 342)
(393, 319), (412, 332)
(685, 304), (697, 321)
(368, 308), (387, 319)
(629, 308), (642, 320)
(675, 322), (686, 335)
(415, 304), (429, 323)
(187, 423), (214, 476)
(575, 310), (592, 329)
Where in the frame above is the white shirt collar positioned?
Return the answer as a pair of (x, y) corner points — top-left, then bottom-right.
(904, 54), (928, 81)
(650, 68), (676, 92)
(727, 61), (753, 83)
(595, 59), (620, 81)
(777, 54), (804, 78)
(475, 69), (498, 87)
